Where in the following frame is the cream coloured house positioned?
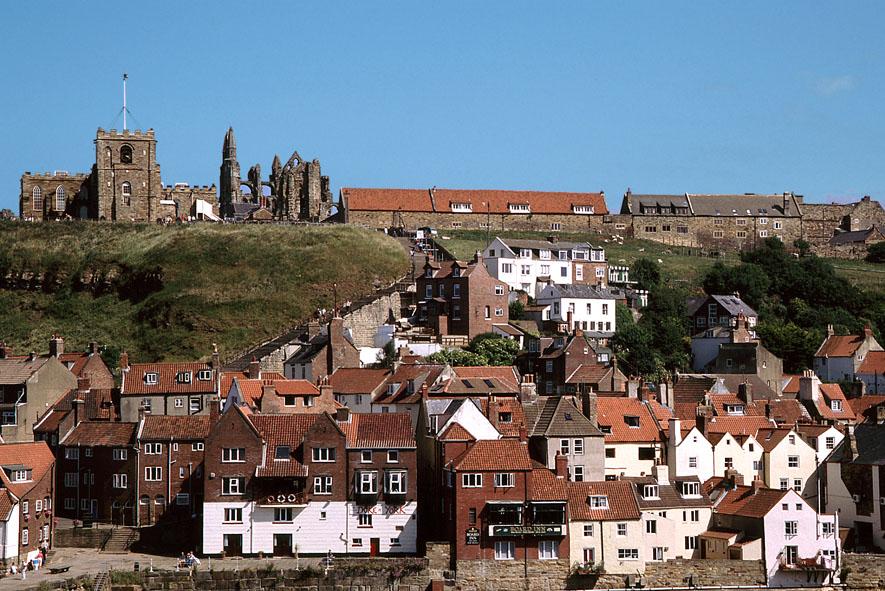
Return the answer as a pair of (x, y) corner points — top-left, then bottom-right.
(759, 428), (817, 498)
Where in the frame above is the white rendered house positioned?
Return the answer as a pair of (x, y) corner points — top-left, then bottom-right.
(536, 284), (617, 335)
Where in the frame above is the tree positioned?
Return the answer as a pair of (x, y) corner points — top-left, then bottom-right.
(631, 258), (662, 292)
(867, 242), (885, 264)
(374, 340), (397, 369)
(470, 336), (520, 366)
(793, 239), (811, 257)
(509, 300), (525, 320)
(424, 349), (487, 366)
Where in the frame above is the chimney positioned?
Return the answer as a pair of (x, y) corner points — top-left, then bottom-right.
(89, 341), (99, 355)
(798, 369), (820, 402)
(319, 377), (334, 405)
(518, 423), (528, 442)
(211, 343), (220, 369)
(519, 374), (537, 403)
(72, 396), (85, 428)
(863, 324), (873, 339)
(248, 357), (261, 380)
(209, 395), (221, 423)
(653, 463), (669, 485)
(28, 351), (37, 361)
(826, 324), (834, 338)
(307, 321), (321, 340)
(77, 376), (90, 395)
(750, 478), (765, 495)
(49, 334), (64, 357)
(847, 424), (859, 461)
(327, 316), (347, 374)
(0, 342), (9, 359)
(336, 406), (351, 423)
(668, 418), (682, 447)
(547, 235), (559, 244)
(738, 381), (753, 405)
(724, 467), (744, 487)
(566, 309), (574, 332)
(554, 452), (568, 479)
(581, 389), (598, 427)
(119, 351), (130, 371)
(627, 378), (640, 399)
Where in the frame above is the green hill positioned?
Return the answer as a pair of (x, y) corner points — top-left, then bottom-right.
(0, 222), (409, 364)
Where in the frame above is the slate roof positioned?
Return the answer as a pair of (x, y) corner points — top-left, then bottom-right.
(858, 351), (885, 375)
(629, 476), (712, 509)
(523, 396), (603, 438)
(373, 364), (445, 405)
(627, 192), (801, 218)
(340, 413), (415, 449)
(122, 362), (216, 395)
(452, 366), (520, 391)
(343, 187), (608, 215)
(711, 484), (789, 518)
(596, 398), (664, 443)
(829, 423), (885, 465)
(708, 295), (758, 318)
(0, 356), (49, 385)
(448, 439), (533, 471)
(140, 415), (211, 441)
(829, 226), (885, 246)
(495, 238), (594, 259)
(62, 422), (136, 446)
(0, 442), (55, 498)
(567, 480), (640, 521)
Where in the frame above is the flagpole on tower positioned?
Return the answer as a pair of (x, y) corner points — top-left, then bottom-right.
(122, 73), (128, 131)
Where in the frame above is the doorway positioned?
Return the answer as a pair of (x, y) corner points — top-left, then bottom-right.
(273, 534), (293, 556)
(223, 534), (243, 557)
(370, 538), (380, 557)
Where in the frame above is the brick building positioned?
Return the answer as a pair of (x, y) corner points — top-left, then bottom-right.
(342, 187), (608, 233)
(416, 255), (509, 339)
(0, 442), (55, 566)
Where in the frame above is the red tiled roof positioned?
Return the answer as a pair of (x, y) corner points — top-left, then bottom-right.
(479, 397), (526, 438)
(330, 368), (390, 394)
(273, 380), (320, 396)
(220, 371), (285, 398)
(814, 384), (856, 421)
(848, 395), (885, 422)
(816, 334), (865, 358)
(439, 422), (475, 442)
(782, 375), (801, 395)
(449, 439), (533, 471)
(704, 416), (775, 436)
(0, 442), (56, 497)
(764, 399), (810, 426)
(709, 394), (764, 417)
(596, 398), (664, 443)
(250, 414), (322, 477)
(858, 351), (885, 375)
(452, 366), (520, 391)
(530, 468), (568, 501)
(342, 187), (608, 215)
(123, 363), (216, 395)
(567, 480), (641, 521)
(62, 422), (136, 446)
(140, 415), (211, 441)
(340, 413), (415, 449)
(712, 483), (788, 518)
(0, 491), (13, 521)
(58, 352), (91, 377)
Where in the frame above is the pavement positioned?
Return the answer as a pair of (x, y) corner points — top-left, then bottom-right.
(0, 547), (326, 589)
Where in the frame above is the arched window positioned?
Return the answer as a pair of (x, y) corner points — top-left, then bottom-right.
(120, 145), (133, 164)
(139, 495), (150, 505)
(55, 186), (66, 211)
(32, 187), (43, 210)
(155, 495), (165, 506)
(122, 181), (132, 206)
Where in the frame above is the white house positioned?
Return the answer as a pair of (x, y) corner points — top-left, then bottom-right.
(666, 419), (715, 483)
(813, 325), (882, 382)
(708, 480), (839, 587)
(758, 428), (818, 499)
(482, 237), (606, 298)
(597, 398), (668, 478)
(536, 284), (617, 335)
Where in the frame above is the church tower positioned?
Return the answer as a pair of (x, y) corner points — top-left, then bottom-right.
(219, 127), (241, 217)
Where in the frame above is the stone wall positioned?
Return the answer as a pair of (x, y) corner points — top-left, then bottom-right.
(343, 291), (401, 348)
(348, 210), (609, 234)
(842, 553), (885, 590)
(53, 526), (112, 548)
(455, 558), (569, 591)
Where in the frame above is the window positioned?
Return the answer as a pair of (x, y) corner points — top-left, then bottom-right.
(358, 513), (372, 527)
(467, 508), (477, 525)
(222, 477), (245, 495)
(583, 524), (593, 536)
(646, 520), (657, 534)
(361, 450), (372, 463)
(538, 540), (559, 560)
(509, 203), (530, 214)
(189, 398), (201, 413)
(624, 415), (640, 428)
(793, 479), (802, 492)
(540, 264), (550, 276)
(685, 536), (698, 550)
(224, 508), (242, 523)
(314, 476), (332, 494)
(681, 482), (700, 496)
(560, 439), (570, 455)
(643, 485), (659, 499)
(759, 230), (768, 238)
(144, 443), (162, 455)
(495, 541), (515, 560)
(424, 284), (433, 299)
(386, 471), (407, 494)
(573, 439), (584, 455)
(222, 448), (245, 463)
(198, 369), (212, 381)
(120, 145), (133, 163)
(684, 509), (699, 522)
(64, 473), (77, 487)
(462, 473), (482, 488)
(724, 457), (733, 469)
(573, 466), (584, 481)
(452, 284), (461, 299)
(736, 218), (747, 226)
(144, 372), (158, 385)
(618, 548), (639, 560)
(192, 442), (204, 451)
(65, 448), (79, 460)
(179, 467), (185, 478)
(644, 226), (657, 233)
(495, 285), (504, 295)
(780, 478), (789, 491)
(275, 446), (291, 460)
(822, 522), (834, 535)
(713, 230), (724, 238)
(176, 372), (192, 384)
(688, 456), (697, 468)
(754, 460), (763, 471)
(788, 455), (799, 468)
(113, 474), (128, 489)
(55, 186), (66, 210)
(352, 538), (363, 547)
(452, 305), (461, 320)
(785, 521), (798, 536)
(831, 400), (842, 412)
(65, 498), (75, 510)
(589, 495), (608, 509)
(784, 545), (798, 565)
(121, 181), (132, 203)
(494, 473), (515, 488)
(144, 467), (162, 481)
(357, 470), (379, 494)
(774, 221), (783, 229)
(560, 266), (567, 277)
(501, 263), (512, 274)
(484, 306), (491, 319)
(32, 186), (44, 210)
(35, 499), (42, 512)
(312, 447), (336, 462)
(274, 508), (293, 522)
(22, 529), (28, 546)
(736, 231), (747, 238)
(451, 202), (472, 213)
(495, 307), (504, 317)
(174, 398), (184, 408)
(605, 447), (615, 458)
(638, 447), (655, 461)
(575, 265), (583, 280)
(825, 436), (835, 450)
(617, 523), (627, 536)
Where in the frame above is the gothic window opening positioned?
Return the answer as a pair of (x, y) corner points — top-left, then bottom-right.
(55, 186), (66, 211)
(120, 145), (133, 164)
(32, 186), (43, 210)
(122, 181), (132, 206)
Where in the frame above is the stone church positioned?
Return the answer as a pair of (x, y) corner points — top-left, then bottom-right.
(19, 127), (332, 223)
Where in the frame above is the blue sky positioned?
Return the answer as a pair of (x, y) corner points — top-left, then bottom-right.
(1, 2), (883, 213)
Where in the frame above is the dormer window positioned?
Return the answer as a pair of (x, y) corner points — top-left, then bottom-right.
(558, 250), (568, 260)
(176, 372), (192, 384)
(520, 249), (531, 258)
(724, 404), (745, 415)
(539, 249), (551, 260)
(572, 205), (594, 215)
(274, 445), (290, 460)
(197, 370), (212, 381)
(387, 383), (400, 395)
(831, 400), (842, 412)
(499, 412), (512, 423)
(144, 373), (159, 385)
(425, 268), (433, 278)
(588, 495), (608, 509)
(451, 202), (472, 213)
(600, 426), (612, 434)
(624, 415), (640, 428)
(572, 250), (588, 260)
(642, 485), (659, 499)
(452, 267), (461, 278)
(598, 353), (609, 363)
(11, 469), (31, 483)
(508, 203), (530, 214)
(681, 481), (700, 497)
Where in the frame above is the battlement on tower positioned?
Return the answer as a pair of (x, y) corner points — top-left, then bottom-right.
(95, 128), (156, 139)
(22, 171), (90, 181)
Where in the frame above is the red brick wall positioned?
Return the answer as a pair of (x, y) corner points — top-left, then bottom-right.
(138, 438), (205, 525)
(57, 445), (137, 524)
(302, 415), (347, 502)
(21, 462), (55, 556)
(204, 411), (262, 503)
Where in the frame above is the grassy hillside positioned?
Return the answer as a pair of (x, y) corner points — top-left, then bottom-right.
(438, 229), (884, 293)
(0, 222), (409, 363)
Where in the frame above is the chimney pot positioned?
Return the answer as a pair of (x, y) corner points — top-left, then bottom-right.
(49, 334), (64, 357)
(248, 357), (261, 380)
(336, 406), (351, 423)
(554, 452), (568, 479)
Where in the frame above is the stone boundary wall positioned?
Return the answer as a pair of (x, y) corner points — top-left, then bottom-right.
(343, 291), (401, 348)
(842, 552), (885, 590)
(455, 558), (569, 591)
(53, 526), (111, 548)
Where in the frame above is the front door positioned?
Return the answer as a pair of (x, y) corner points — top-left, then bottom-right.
(224, 534), (243, 557)
(273, 534), (293, 556)
(370, 538), (380, 557)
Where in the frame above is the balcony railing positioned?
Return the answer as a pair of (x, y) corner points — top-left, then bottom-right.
(258, 492), (307, 507)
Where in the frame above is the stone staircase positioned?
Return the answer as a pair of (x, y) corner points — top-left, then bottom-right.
(92, 570), (109, 591)
(101, 526), (136, 553)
